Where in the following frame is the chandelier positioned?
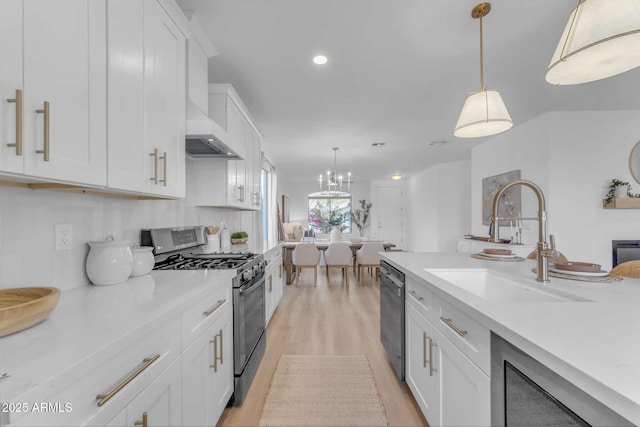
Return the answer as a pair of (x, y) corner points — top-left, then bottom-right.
(318, 147), (351, 192)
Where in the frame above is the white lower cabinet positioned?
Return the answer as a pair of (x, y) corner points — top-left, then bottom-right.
(264, 247), (283, 325)
(106, 359), (182, 427)
(406, 286), (491, 426)
(181, 303), (233, 427)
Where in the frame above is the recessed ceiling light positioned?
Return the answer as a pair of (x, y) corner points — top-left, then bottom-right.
(391, 174), (402, 181)
(313, 55), (328, 65)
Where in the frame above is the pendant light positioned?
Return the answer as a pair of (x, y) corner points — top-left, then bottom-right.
(454, 3), (513, 138)
(546, 0), (640, 85)
(318, 147), (351, 192)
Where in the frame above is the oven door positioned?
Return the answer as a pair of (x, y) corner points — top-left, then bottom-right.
(233, 272), (266, 375)
(491, 333), (632, 426)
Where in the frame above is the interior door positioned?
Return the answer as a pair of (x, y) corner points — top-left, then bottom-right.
(376, 186), (403, 249)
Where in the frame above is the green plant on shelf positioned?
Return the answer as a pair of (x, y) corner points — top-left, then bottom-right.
(604, 178), (640, 204)
(231, 231), (248, 239)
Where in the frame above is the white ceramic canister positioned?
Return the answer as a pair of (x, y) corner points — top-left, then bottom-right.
(130, 246), (154, 277)
(86, 236), (133, 286)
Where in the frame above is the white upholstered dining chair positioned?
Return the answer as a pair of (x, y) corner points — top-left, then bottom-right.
(292, 243), (321, 286)
(355, 242), (385, 285)
(324, 242), (353, 287)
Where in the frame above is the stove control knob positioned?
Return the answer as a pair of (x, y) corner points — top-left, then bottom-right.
(243, 270), (253, 281)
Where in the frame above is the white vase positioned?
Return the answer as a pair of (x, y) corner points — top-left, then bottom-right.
(615, 185), (627, 198)
(86, 236), (133, 286)
(330, 226), (341, 243)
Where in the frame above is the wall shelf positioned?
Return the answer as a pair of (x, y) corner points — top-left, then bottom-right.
(602, 198), (640, 209)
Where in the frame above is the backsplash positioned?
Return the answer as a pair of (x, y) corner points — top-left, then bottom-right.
(0, 184), (243, 292)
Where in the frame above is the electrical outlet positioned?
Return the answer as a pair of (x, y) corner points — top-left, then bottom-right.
(55, 224), (73, 251)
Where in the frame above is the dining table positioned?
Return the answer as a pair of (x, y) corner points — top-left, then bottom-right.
(281, 240), (396, 285)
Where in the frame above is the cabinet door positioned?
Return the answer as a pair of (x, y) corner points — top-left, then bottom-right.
(0, 0), (23, 174)
(150, 1), (185, 198)
(405, 303), (439, 424)
(182, 305), (233, 427)
(434, 327), (491, 427)
(107, 0), (151, 194)
(127, 359), (182, 427)
(243, 121), (254, 209)
(23, 0), (107, 185)
(265, 268), (275, 324)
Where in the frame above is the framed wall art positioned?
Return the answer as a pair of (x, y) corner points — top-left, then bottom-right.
(482, 170), (521, 225)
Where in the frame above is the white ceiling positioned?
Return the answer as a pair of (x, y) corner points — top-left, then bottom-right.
(176, 0), (640, 184)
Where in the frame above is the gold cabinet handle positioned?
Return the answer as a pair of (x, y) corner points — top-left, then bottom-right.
(159, 151), (167, 186)
(6, 89), (22, 155)
(408, 290), (424, 302)
(149, 148), (158, 184)
(134, 412), (148, 427)
(422, 332), (428, 368)
(209, 330), (223, 372)
(96, 354), (160, 407)
(35, 101), (50, 161)
(428, 336), (437, 376)
(203, 299), (226, 317)
(440, 316), (468, 337)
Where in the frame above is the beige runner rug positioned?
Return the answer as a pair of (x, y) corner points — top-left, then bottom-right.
(258, 355), (390, 427)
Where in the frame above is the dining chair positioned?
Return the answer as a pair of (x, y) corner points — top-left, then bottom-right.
(292, 243), (321, 286)
(610, 260), (640, 278)
(324, 242), (353, 287)
(356, 242), (385, 285)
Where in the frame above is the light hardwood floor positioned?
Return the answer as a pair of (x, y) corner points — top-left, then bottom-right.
(218, 266), (428, 427)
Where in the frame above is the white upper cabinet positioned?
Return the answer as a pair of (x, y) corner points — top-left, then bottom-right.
(0, 0), (107, 185)
(193, 84), (262, 210)
(107, 0), (186, 198)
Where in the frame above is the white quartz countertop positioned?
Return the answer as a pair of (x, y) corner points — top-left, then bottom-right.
(0, 269), (236, 404)
(381, 251), (640, 426)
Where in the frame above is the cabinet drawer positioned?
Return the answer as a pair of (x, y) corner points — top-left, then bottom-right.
(435, 296), (490, 375)
(181, 283), (232, 350)
(9, 317), (180, 426)
(406, 276), (434, 322)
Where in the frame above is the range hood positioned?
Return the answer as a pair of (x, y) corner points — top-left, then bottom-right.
(185, 102), (246, 159)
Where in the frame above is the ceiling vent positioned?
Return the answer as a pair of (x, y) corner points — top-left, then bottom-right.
(371, 142), (386, 147)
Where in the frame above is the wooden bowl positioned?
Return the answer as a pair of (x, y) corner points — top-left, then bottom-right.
(231, 237), (248, 244)
(553, 261), (601, 273)
(483, 248), (512, 256)
(0, 287), (61, 338)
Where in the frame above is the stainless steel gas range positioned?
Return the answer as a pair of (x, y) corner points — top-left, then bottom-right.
(141, 226), (266, 406)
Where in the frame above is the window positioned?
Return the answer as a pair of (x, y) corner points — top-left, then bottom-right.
(308, 191), (352, 233)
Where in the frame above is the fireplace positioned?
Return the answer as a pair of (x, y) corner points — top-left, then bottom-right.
(612, 240), (640, 267)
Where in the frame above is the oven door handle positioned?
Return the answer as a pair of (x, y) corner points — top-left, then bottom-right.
(239, 275), (264, 295)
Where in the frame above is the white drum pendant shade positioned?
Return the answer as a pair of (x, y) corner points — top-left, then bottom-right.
(546, 0), (640, 85)
(453, 89), (513, 138)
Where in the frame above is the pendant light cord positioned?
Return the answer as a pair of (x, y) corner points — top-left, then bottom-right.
(479, 10), (485, 90)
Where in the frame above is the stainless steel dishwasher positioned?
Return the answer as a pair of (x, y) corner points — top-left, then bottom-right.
(380, 260), (405, 380)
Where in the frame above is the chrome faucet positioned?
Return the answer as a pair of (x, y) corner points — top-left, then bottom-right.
(489, 179), (557, 283)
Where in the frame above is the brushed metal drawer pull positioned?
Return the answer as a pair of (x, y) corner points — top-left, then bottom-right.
(150, 148), (158, 184)
(408, 290), (424, 301)
(203, 299), (226, 317)
(440, 316), (468, 337)
(96, 354), (160, 407)
(209, 330), (224, 371)
(6, 89), (22, 155)
(159, 151), (167, 186)
(134, 412), (148, 427)
(35, 101), (50, 161)
(422, 332), (428, 368)
(428, 336), (437, 376)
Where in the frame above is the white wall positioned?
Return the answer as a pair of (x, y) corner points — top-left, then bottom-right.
(405, 160), (471, 252)
(0, 158), (256, 291)
(472, 110), (640, 270)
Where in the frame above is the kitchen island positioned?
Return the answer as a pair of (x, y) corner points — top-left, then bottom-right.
(382, 251), (640, 426)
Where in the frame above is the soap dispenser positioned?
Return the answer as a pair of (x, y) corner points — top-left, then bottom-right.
(220, 222), (231, 253)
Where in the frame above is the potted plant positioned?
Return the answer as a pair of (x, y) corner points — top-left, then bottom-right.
(231, 231), (248, 244)
(351, 199), (373, 238)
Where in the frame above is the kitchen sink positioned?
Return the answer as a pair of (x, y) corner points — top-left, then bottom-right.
(424, 268), (589, 303)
